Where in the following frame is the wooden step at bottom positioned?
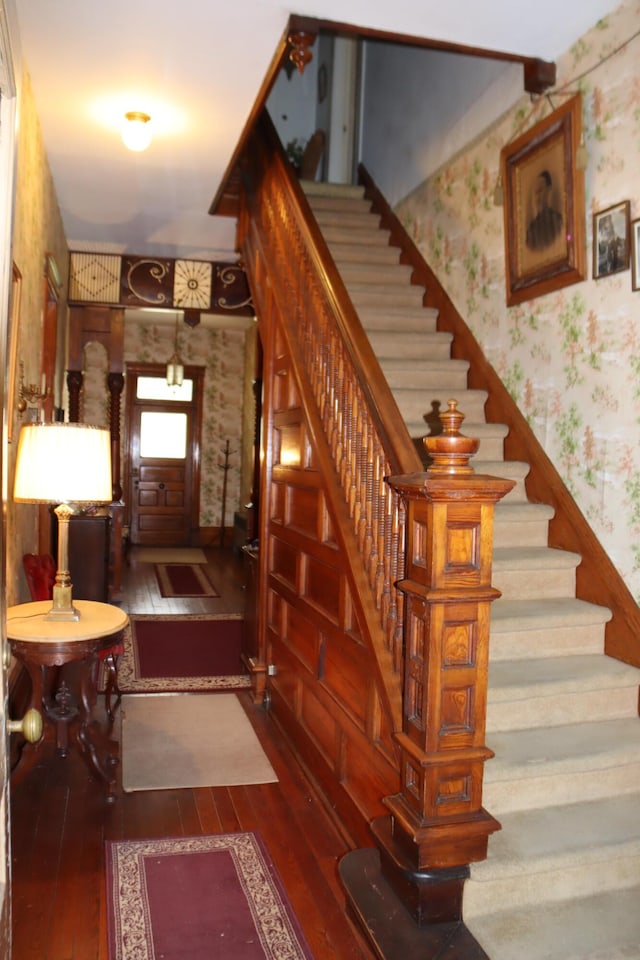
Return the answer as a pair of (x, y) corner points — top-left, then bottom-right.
(492, 546), (582, 598)
(467, 884), (640, 960)
(487, 654), (640, 730)
(466, 793), (640, 917)
(483, 717), (640, 814)
(490, 597), (611, 660)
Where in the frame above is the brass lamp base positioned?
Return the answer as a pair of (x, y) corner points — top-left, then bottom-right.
(44, 583), (80, 622)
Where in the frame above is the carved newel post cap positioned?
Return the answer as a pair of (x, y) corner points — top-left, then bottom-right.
(424, 399), (478, 475)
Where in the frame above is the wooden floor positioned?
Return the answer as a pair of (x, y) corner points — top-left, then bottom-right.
(10, 546), (376, 959)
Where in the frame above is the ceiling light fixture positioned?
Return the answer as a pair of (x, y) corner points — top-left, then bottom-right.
(121, 110), (152, 152)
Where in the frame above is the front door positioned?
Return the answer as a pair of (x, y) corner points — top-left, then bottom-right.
(125, 364), (204, 546)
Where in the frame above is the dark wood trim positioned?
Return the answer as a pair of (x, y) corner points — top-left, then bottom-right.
(209, 16), (555, 218)
(358, 162), (640, 669)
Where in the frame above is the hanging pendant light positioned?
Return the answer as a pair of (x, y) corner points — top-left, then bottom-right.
(166, 314), (184, 387)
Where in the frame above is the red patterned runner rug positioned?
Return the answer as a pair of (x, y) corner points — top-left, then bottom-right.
(106, 833), (315, 960)
(116, 614), (251, 693)
(155, 562), (219, 597)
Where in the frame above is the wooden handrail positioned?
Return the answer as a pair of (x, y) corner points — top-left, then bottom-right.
(358, 163), (640, 669)
(238, 112), (423, 732)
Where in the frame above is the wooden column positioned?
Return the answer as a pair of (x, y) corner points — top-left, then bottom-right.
(66, 370), (83, 423)
(340, 402), (513, 955)
(107, 372), (124, 501)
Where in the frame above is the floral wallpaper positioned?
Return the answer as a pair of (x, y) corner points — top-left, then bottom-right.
(396, 0), (640, 601)
(7, 68), (68, 605)
(123, 318), (251, 532)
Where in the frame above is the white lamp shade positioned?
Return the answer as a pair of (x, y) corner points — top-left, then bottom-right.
(14, 423), (113, 504)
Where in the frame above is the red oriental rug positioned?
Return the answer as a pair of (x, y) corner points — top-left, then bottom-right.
(106, 833), (315, 960)
(155, 562), (219, 598)
(116, 614), (251, 693)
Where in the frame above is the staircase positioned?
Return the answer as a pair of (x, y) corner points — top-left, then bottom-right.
(302, 179), (640, 959)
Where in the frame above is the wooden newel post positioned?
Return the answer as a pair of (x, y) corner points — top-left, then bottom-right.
(372, 401), (514, 926)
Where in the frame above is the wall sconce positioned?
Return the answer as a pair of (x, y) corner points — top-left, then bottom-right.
(121, 111), (152, 152)
(17, 361), (49, 418)
(166, 313), (184, 388)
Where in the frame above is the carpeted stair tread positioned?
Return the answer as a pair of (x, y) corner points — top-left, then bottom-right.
(381, 359), (469, 390)
(493, 502), (554, 546)
(301, 179), (365, 200)
(488, 653), (640, 700)
(470, 793), (640, 883)
(320, 223), (393, 246)
(314, 208), (381, 231)
(306, 194), (373, 215)
(394, 387), (489, 423)
(491, 596), (612, 633)
(486, 655), (640, 729)
(493, 545), (581, 571)
(359, 304), (439, 330)
(468, 884), (640, 960)
(372, 330), (454, 360)
(338, 261), (414, 285)
(485, 717), (640, 785)
(327, 240), (401, 265)
(347, 282), (425, 308)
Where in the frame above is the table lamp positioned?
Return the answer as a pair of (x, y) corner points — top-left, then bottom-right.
(13, 422), (113, 621)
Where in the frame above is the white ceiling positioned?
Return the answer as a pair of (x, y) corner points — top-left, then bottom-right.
(11, 0), (618, 264)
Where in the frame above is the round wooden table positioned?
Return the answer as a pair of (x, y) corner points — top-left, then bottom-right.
(7, 600), (129, 803)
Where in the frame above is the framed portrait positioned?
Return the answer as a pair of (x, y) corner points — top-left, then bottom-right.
(632, 219), (640, 291)
(501, 94), (586, 306)
(7, 263), (21, 442)
(593, 201), (631, 280)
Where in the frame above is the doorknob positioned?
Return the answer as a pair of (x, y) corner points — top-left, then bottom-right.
(158, 482), (165, 489)
(7, 708), (43, 743)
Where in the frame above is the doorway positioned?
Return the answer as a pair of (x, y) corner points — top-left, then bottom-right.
(124, 364), (204, 546)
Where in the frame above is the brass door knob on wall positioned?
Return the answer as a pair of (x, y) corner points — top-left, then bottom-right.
(7, 708), (43, 743)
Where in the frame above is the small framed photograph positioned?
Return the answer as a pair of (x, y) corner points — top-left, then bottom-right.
(501, 94), (586, 306)
(631, 218), (640, 291)
(593, 201), (630, 279)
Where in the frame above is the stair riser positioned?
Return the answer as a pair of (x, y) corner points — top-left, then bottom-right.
(321, 226), (392, 246)
(493, 519), (549, 548)
(308, 197), (372, 214)
(489, 624), (605, 661)
(493, 568), (576, 598)
(484, 761), (640, 815)
(360, 310), (439, 333)
(340, 264), (414, 285)
(464, 856), (640, 919)
(349, 288), (425, 309)
(487, 685), (640, 732)
(374, 339), (454, 361)
(315, 211), (381, 230)
(468, 437), (506, 461)
(330, 245), (401, 265)
(384, 369), (469, 390)
(395, 391), (488, 423)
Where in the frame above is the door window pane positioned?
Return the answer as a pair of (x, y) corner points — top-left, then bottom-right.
(136, 377), (193, 402)
(140, 412), (187, 459)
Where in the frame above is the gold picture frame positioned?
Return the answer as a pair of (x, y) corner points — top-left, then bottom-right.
(632, 218), (640, 291)
(7, 263), (21, 441)
(501, 94), (586, 306)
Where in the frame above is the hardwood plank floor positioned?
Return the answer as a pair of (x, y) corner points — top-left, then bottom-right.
(10, 547), (375, 959)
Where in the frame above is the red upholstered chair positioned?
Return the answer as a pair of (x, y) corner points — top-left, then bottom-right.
(22, 553), (123, 721)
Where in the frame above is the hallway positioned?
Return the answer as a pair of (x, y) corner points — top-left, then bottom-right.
(9, 547), (374, 959)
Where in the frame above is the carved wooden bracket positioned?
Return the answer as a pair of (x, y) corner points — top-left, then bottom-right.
(287, 31), (316, 74)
